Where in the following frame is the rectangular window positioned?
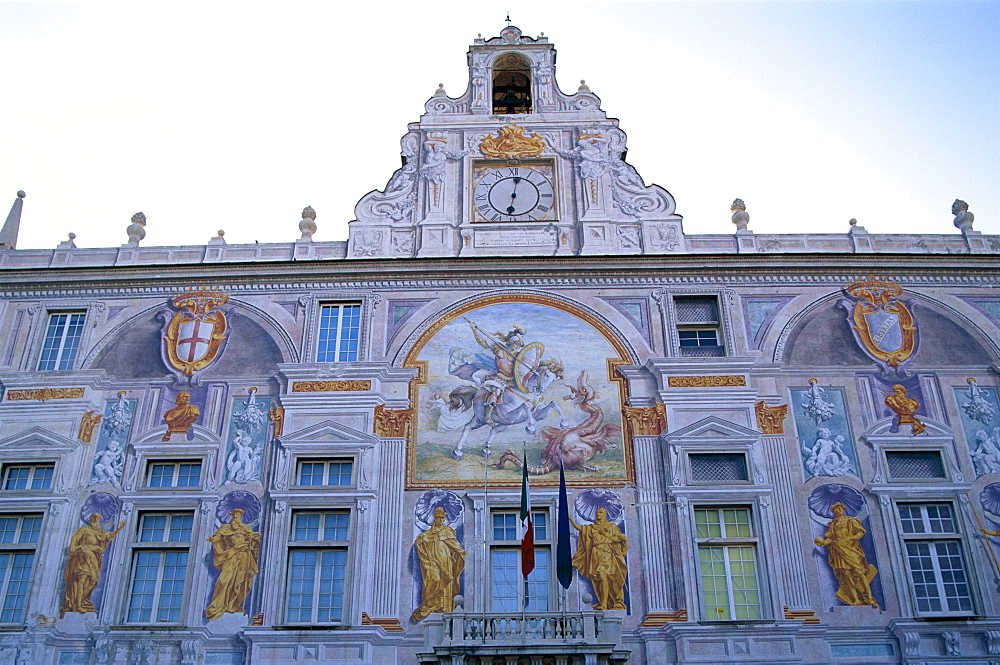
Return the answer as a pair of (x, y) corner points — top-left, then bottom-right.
(38, 312), (86, 370)
(491, 510), (549, 612)
(674, 297), (724, 357)
(296, 459), (354, 487)
(898, 502), (974, 615)
(886, 451), (946, 480)
(146, 461), (202, 488)
(0, 514), (42, 623)
(286, 511), (350, 624)
(317, 303), (361, 362)
(2, 464), (54, 491)
(694, 507), (762, 621)
(125, 513), (193, 624)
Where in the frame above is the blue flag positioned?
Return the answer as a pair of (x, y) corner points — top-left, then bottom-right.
(556, 457), (573, 589)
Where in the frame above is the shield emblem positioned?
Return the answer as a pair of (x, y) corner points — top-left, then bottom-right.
(843, 277), (917, 368)
(163, 290), (230, 376)
(862, 308), (904, 354)
(513, 341), (545, 393)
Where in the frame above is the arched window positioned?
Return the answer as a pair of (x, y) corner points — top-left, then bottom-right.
(492, 53), (532, 114)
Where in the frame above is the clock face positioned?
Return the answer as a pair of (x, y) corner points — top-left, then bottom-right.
(473, 162), (555, 222)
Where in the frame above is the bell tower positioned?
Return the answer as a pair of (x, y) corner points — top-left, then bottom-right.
(348, 26), (683, 259)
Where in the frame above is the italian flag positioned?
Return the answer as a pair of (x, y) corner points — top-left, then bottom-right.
(519, 457), (535, 577)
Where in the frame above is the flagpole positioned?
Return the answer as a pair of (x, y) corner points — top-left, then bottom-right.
(482, 439), (490, 642)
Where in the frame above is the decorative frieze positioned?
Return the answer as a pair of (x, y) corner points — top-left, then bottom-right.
(667, 375), (746, 388)
(291, 380), (371, 392)
(640, 609), (687, 626)
(6, 387), (85, 401)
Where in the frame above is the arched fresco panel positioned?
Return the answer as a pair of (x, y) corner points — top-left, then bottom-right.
(405, 295), (632, 487)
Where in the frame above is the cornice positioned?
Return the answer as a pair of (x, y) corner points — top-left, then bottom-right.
(0, 253), (998, 297)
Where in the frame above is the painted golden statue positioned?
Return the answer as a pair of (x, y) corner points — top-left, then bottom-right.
(884, 384), (925, 435)
(162, 391), (200, 441)
(571, 508), (629, 610)
(411, 507), (466, 622)
(205, 509), (261, 620)
(814, 502), (879, 607)
(60, 514), (125, 617)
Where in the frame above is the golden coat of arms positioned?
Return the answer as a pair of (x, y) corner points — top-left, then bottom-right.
(163, 289), (230, 378)
(840, 277), (917, 370)
(479, 124), (546, 159)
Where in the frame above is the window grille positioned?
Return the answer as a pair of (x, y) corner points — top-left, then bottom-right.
(690, 454), (749, 482)
(886, 451), (945, 479)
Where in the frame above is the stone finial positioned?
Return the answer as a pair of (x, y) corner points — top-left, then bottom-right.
(731, 198), (750, 231)
(208, 229), (226, 245)
(952, 199), (974, 231)
(0, 190), (26, 250)
(57, 233), (77, 249)
(299, 206), (317, 241)
(434, 83), (447, 96)
(578, 80), (590, 91)
(126, 212), (146, 246)
(849, 218), (857, 226)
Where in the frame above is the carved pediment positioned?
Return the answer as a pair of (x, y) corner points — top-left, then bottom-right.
(665, 416), (760, 443)
(0, 426), (81, 455)
(279, 420), (379, 448)
(132, 425), (224, 446)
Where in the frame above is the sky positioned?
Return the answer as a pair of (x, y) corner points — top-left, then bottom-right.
(1, 0), (998, 249)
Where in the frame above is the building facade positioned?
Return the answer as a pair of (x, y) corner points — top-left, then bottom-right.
(0, 26), (998, 665)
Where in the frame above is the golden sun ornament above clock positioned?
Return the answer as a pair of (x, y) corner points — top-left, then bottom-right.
(472, 160), (556, 223)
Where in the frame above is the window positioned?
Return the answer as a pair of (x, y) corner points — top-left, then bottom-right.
(491, 510), (550, 612)
(690, 454), (748, 483)
(125, 513), (194, 623)
(492, 53), (532, 114)
(898, 502), (973, 615)
(0, 514), (42, 623)
(674, 296), (724, 357)
(296, 459), (353, 487)
(694, 507), (762, 620)
(38, 312), (85, 370)
(286, 511), (350, 623)
(146, 461), (202, 488)
(2, 464), (53, 491)
(317, 303), (361, 362)
(886, 451), (946, 480)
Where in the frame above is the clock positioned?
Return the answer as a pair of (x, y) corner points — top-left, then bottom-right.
(472, 160), (556, 222)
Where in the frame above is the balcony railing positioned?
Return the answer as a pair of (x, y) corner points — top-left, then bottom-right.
(419, 609), (628, 664)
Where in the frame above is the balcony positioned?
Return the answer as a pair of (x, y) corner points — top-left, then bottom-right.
(418, 609), (629, 664)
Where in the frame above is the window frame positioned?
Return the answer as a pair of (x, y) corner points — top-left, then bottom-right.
(692, 505), (765, 622)
(672, 295), (726, 358)
(1, 463), (55, 492)
(316, 302), (362, 362)
(0, 513), (44, 625)
(36, 310), (87, 371)
(283, 509), (353, 625)
(123, 511), (196, 625)
(489, 507), (552, 613)
(143, 459), (204, 489)
(294, 458), (355, 488)
(894, 501), (976, 617)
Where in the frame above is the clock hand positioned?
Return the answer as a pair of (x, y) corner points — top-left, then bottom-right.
(507, 177), (521, 214)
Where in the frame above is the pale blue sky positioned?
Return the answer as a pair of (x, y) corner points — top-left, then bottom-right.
(1, 1), (997, 248)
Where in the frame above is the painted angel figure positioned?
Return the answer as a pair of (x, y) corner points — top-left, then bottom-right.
(419, 140), (470, 184)
(963, 378), (996, 426)
(803, 428), (854, 477)
(91, 440), (125, 487)
(802, 378), (835, 426)
(548, 134), (610, 180)
(971, 428), (1000, 475)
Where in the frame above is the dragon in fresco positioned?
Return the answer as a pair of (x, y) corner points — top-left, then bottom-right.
(491, 370), (621, 474)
